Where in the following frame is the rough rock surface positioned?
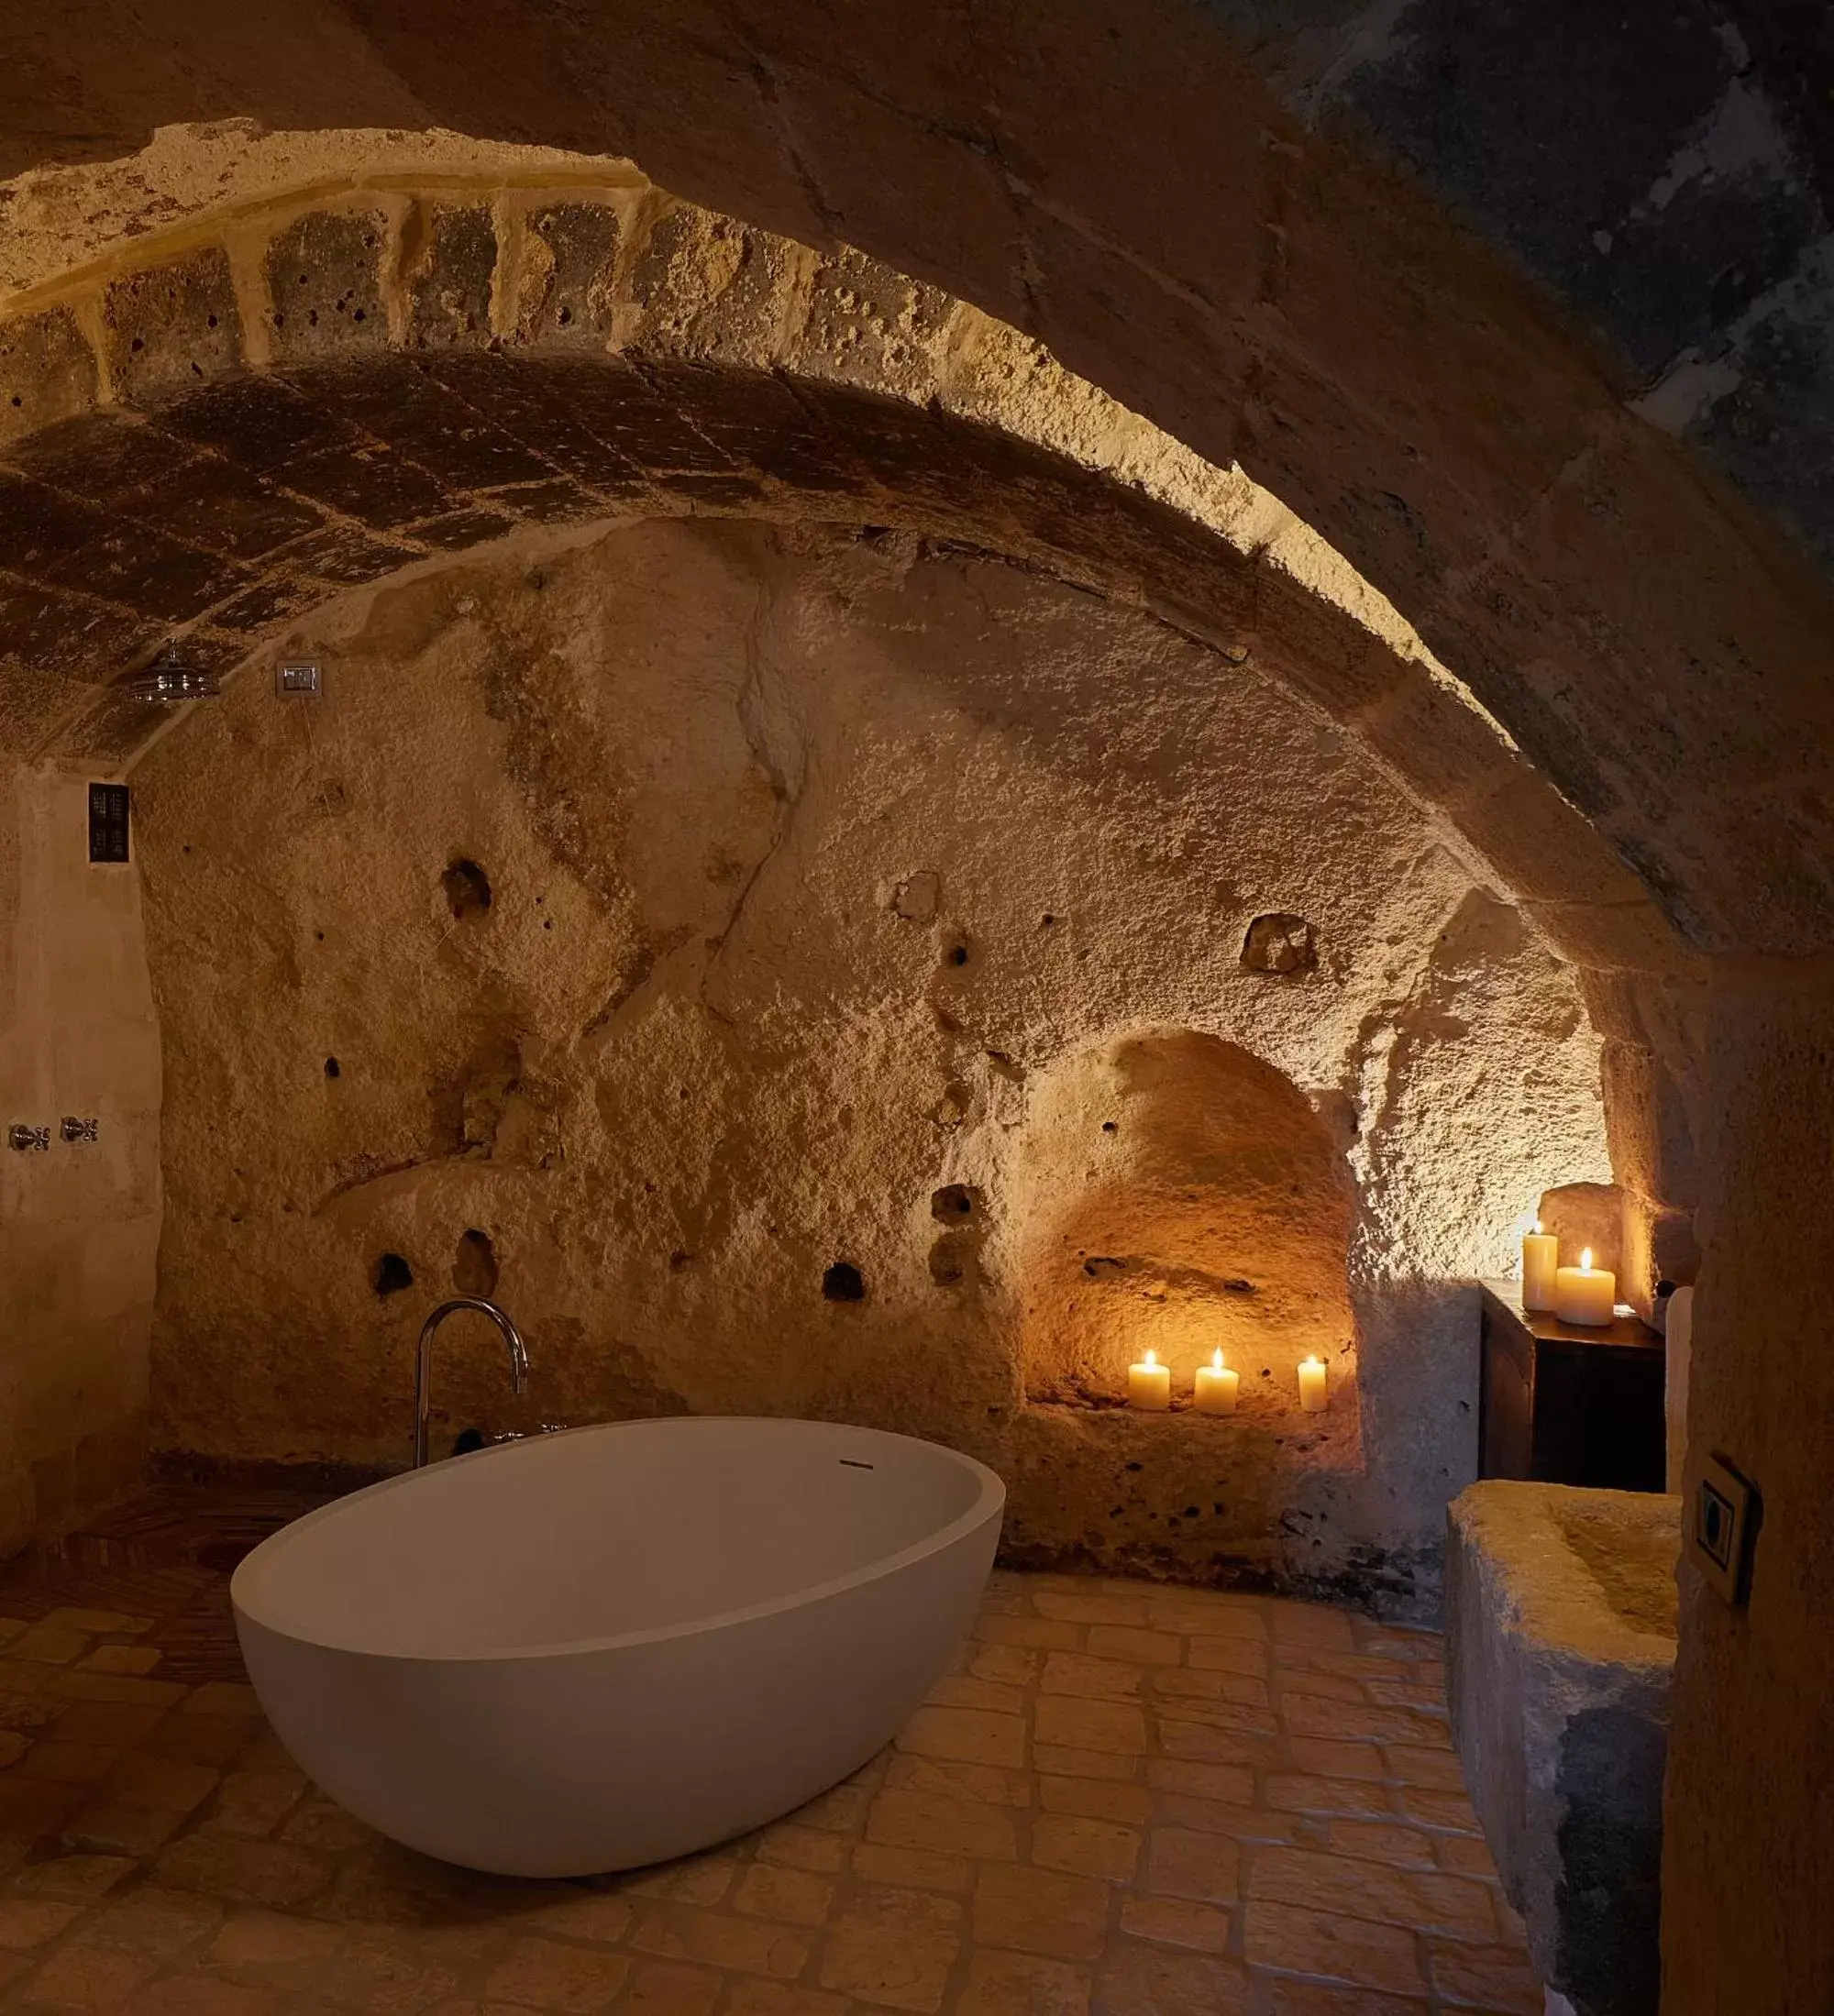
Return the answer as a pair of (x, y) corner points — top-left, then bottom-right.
(134, 519), (1609, 1611)
(1446, 1481), (1680, 2015)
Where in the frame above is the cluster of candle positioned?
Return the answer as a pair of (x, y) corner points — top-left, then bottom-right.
(1520, 1221), (1617, 1326)
(1125, 1348), (1330, 1414)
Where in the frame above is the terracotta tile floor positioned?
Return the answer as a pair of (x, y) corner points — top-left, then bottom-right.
(0, 1493), (1544, 2015)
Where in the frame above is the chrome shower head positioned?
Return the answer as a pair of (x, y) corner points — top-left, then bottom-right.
(121, 642), (220, 704)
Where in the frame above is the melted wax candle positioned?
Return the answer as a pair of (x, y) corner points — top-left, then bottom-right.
(1298, 1356), (1329, 1413)
(1522, 1219), (1560, 1310)
(1127, 1348), (1171, 1411)
(1553, 1248), (1616, 1327)
(1195, 1349), (1239, 1416)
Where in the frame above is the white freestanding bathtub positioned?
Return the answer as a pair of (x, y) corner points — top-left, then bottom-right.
(231, 1417), (1004, 1877)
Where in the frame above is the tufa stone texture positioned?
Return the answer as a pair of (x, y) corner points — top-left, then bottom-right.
(128, 518), (1611, 1615)
(1446, 1482), (1678, 2016)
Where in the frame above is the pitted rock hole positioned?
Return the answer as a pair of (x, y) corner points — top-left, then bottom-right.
(323, 1056), (340, 1079)
(373, 1251), (414, 1298)
(931, 1184), (978, 1224)
(823, 1261), (867, 1303)
(1241, 912), (1318, 976)
(453, 1228), (499, 1297)
(441, 856), (493, 921)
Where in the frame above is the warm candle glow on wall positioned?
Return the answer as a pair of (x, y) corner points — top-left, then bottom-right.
(1195, 1348), (1239, 1415)
(1127, 1348), (1171, 1411)
(1298, 1356), (1329, 1412)
(1553, 1247), (1616, 1326)
(1521, 1217), (1560, 1310)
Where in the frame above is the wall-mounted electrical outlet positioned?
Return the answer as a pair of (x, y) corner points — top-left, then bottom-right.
(275, 659), (324, 697)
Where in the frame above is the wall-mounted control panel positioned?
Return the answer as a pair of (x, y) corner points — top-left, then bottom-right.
(1695, 1451), (1760, 1604)
(275, 658), (324, 698)
(87, 782), (130, 864)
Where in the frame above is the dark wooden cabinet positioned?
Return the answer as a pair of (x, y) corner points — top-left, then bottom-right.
(1478, 1283), (1668, 1493)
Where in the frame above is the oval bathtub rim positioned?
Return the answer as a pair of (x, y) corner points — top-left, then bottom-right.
(229, 1416), (1008, 1666)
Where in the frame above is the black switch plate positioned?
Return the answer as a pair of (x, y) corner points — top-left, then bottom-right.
(88, 782), (130, 864)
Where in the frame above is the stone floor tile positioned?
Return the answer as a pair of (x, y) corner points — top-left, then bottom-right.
(76, 1650), (163, 1680)
(83, 1883), (222, 1958)
(1036, 1656), (1139, 1702)
(102, 1754), (219, 1814)
(970, 1620), (1080, 1655)
(43, 1617), (152, 1641)
(1183, 1637), (1266, 1677)
(153, 1832), (333, 1910)
(1263, 1774), (1398, 1821)
(967, 1646), (1040, 1688)
(514, 1889), (634, 1944)
(314, 1927), (467, 2012)
(1149, 1793), (1295, 1845)
(201, 1910), (348, 1989)
(138, 1719), (248, 1768)
(1116, 1894), (1232, 1955)
(815, 1920), (957, 2013)
(867, 1788), (1019, 1863)
(179, 1688), (262, 1722)
(1382, 1746), (1466, 1790)
(1142, 1759), (1252, 1805)
(1093, 1939), (1251, 2016)
(1030, 1594), (1155, 1630)
(16, 1933), (161, 2008)
(1261, 1977), (1425, 2014)
(1039, 1698), (1152, 1758)
(0, 1735), (27, 1772)
(1284, 1698), (1447, 1747)
(1246, 1846), (1497, 1944)
(1149, 1669), (1268, 1711)
(621, 1960), (723, 2016)
(955, 1947), (1090, 2016)
(619, 1856), (743, 1910)
(1396, 1789), (1483, 1834)
(786, 1785), (871, 1837)
(0, 1897), (83, 1950)
(1275, 1669), (1367, 1707)
(1142, 1827), (1239, 1905)
(894, 1708), (1026, 1770)
(923, 1678), (1026, 1718)
(481, 1937), (629, 2011)
(118, 1972), (284, 2013)
(45, 1708), (167, 1753)
(1433, 1834), (1502, 1880)
(1323, 1820), (1439, 1870)
(1157, 1602), (1267, 1642)
(12, 1854), (138, 1901)
(627, 1906), (811, 1980)
(276, 1800), (378, 1856)
(722, 1982), (848, 2016)
(1030, 1814), (1140, 1883)
(1083, 1628), (1181, 1669)
(971, 1863), (1110, 1963)
(1266, 1606), (1358, 1652)
(1029, 1746), (1137, 1786)
(750, 1825), (847, 1878)
(1429, 1940), (1544, 2014)
(1283, 1740), (1386, 1783)
(9, 1629), (92, 1669)
(1149, 1720), (1281, 1770)
(1035, 1778), (1150, 1827)
(732, 1865), (832, 1928)
(0, 1661), (66, 1698)
(1243, 1900), (1427, 1996)
(0, 1696), (61, 1737)
(17, 1743), (121, 1787)
(849, 1844), (971, 1895)
(203, 1768), (307, 1838)
(50, 1678), (185, 1713)
(882, 1757), (1032, 1809)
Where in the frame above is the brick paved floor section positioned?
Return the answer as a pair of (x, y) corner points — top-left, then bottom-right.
(0, 1495), (1546, 2014)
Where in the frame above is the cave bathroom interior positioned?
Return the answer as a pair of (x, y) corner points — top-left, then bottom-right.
(0, 8), (1829, 2016)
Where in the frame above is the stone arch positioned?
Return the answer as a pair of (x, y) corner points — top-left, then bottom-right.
(0, 156), (1663, 986)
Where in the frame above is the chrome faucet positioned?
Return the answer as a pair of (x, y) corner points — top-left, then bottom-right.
(414, 1296), (530, 1468)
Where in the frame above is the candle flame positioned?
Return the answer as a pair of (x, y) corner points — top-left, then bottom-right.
(1143, 1349), (1158, 1369)
(1532, 1218), (1543, 1235)
(1211, 1347), (1224, 1371)
(1580, 1248), (1594, 1272)
(1300, 1356), (1323, 1371)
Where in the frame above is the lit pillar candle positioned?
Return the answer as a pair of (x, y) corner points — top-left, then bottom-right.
(1298, 1356), (1329, 1413)
(1553, 1248), (1616, 1327)
(1127, 1348), (1171, 1411)
(1195, 1348), (1239, 1416)
(1521, 1219), (1560, 1311)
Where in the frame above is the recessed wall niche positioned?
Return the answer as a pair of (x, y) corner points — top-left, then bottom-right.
(1014, 1030), (1357, 1409)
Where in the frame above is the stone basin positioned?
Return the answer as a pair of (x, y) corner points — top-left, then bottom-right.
(1445, 1482), (1680, 2016)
